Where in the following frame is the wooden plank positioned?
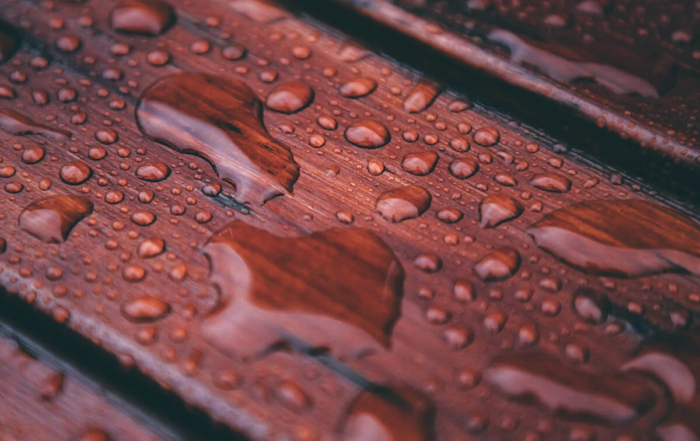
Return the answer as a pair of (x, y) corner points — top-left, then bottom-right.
(0, 332), (164, 441)
(319, 0), (700, 171)
(0, 0), (697, 440)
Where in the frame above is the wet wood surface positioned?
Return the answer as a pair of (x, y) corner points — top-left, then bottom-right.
(323, 0), (700, 170)
(0, 0), (698, 440)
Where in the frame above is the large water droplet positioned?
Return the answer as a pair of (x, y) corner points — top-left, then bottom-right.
(487, 352), (660, 424)
(376, 186), (432, 223)
(19, 195), (93, 243)
(110, 0), (175, 35)
(0, 109), (71, 140)
(201, 221), (404, 360)
(489, 30), (665, 98)
(136, 73), (300, 205)
(527, 200), (700, 277)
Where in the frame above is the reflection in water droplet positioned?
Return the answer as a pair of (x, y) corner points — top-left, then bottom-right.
(110, 0), (175, 35)
(527, 199), (700, 277)
(376, 185), (432, 223)
(136, 73), (300, 205)
(265, 81), (314, 114)
(339, 385), (435, 441)
(479, 195), (523, 228)
(345, 119), (390, 148)
(201, 221), (404, 360)
(487, 352), (660, 424)
(19, 195), (93, 243)
(0, 109), (71, 139)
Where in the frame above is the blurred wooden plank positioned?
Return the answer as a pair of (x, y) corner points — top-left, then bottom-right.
(0, 333), (164, 441)
(320, 0), (700, 171)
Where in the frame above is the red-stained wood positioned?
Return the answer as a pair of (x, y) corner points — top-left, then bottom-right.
(0, 0), (697, 440)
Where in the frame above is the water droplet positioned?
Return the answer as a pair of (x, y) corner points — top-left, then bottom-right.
(401, 151), (438, 175)
(488, 30), (664, 98)
(487, 352), (659, 424)
(0, 109), (71, 139)
(201, 221), (404, 360)
(21, 145), (45, 164)
(59, 160), (92, 185)
(131, 210), (156, 226)
(572, 287), (611, 323)
(479, 195), (523, 228)
(137, 237), (165, 258)
(340, 77), (377, 98)
(448, 157), (479, 179)
(19, 195), (93, 243)
(531, 173), (572, 192)
(265, 81), (314, 114)
(339, 386), (434, 441)
(110, 0), (175, 35)
(78, 429), (110, 441)
(403, 81), (440, 113)
(135, 162), (170, 181)
(229, 0), (287, 23)
(344, 119), (390, 148)
(474, 247), (521, 281)
(137, 73), (300, 205)
(473, 127), (500, 146)
(527, 200), (700, 277)
(121, 296), (171, 322)
(622, 332), (700, 440)
(376, 185), (432, 223)
(436, 207), (463, 223)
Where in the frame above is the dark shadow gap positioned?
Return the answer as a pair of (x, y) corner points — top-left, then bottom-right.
(0, 287), (250, 441)
(280, 0), (700, 210)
